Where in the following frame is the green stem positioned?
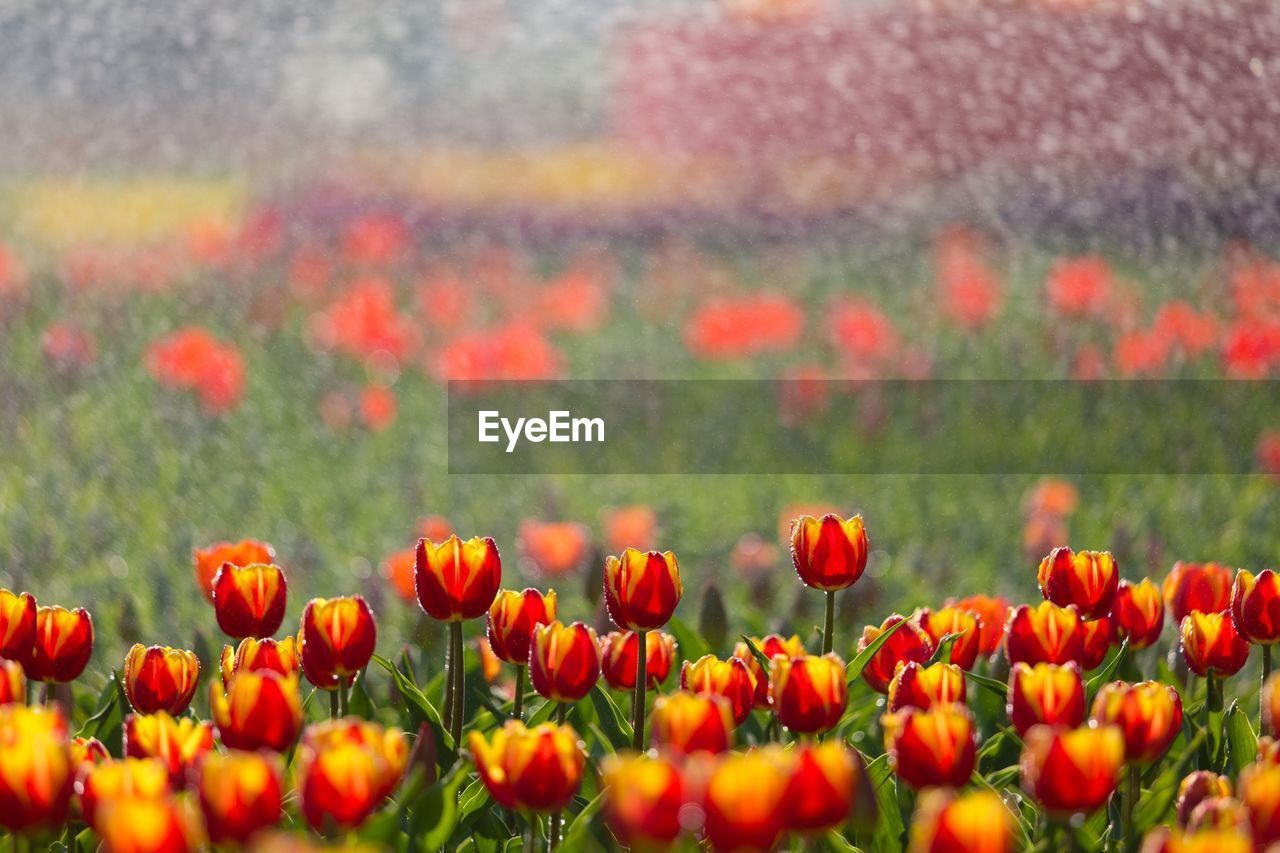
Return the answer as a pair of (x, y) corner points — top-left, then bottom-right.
(632, 630), (647, 751)
(513, 665), (526, 722)
(443, 631), (456, 732)
(450, 621), (465, 745)
(329, 689), (339, 719)
(337, 679), (349, 716)
(1121, 764), (1139, 852)
(823, 590), (835, 656)
(549, 703), (568, 851)
(1265, 645), (1274, 732)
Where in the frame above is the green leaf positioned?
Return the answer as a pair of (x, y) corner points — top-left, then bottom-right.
(739, 635), (773, 673)
(75, 676), (120, 740)
(1085, 639), (1129, 701)
(561, 790), (607, 850)
(1224, 700), (1258, 776)
(963, 669), (1009, 699)
(454, 777), (492, 831)
(824, 832), (865, 853)
(846, 619), (910, 687)
(668, 616), (711, 661)
(371, 653), (457, 765)
(348, 667), (376, 719)
(927, 632), (962, 666)
(588, 684), (635, 751)
(856, 752), (905, 853)
(408, 761), (470, 850)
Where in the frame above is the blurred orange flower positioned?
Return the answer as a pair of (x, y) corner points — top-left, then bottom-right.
(519, 520), (591, 577)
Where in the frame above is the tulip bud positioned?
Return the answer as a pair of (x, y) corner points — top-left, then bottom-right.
(790, 513), (869, 591)
(1090, 680), (1183, 764)
(123, 644), (200, 715)
(1038, 547), (1119, 620)
(601, 631), (676, 691)
(299, 595), (378, 690)
(486, 588), (556, 665)
(0, 704), (73, 833)
(27, 605), (94, 684)
(603, 548), (683, 630)
(1177, 771), (1233, 827)
(194, 539), (275, 604)
(415, 535), (502, 622)
(857, 615), (933, 694)
(883, 704), (977, 790)
(771, 653), (848, 734)
(469, 721), (584, 812)
(211, 670), (304, 753)
(1004, 601), (1083, 666)
(1238, 761), (1280, 847)
(1181, 611), (1250, 677)
(212, 563), (287, 639)
(601, 752), (684, 848)
(732, 633), (805, 708)
(1185, 796), (1249, 834)
(1006, 661), (1085, 736)
(94, 795), (202, 853)
(79, 758), (172, 829)
(297, 719), (409, 832)
(909, 789), (1016, 853)
(1231, 568), (1280, 644)
(951, 594), (1010, 657)
(0, 657), (25, 705)
(1020, 723), (1124, 818)
(1080, 616), (1114, 670)
(702, 746), (791, 852)
(0, 588), (36, 668)
(650, 691), (734, 755)
(680, 655), (757, 726)
(1163, 562), (1232, 623)
(785, 741), (873, 833)
(918, 606), (982, 670)
(220, 635), (300, 687)
(529, 620), (600, 703)
(123, 712), (215, 785)
(1112, 578), (1165, 650)
(888, 661), (966, 711)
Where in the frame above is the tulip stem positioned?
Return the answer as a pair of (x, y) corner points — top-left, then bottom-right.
(1121, 764), (1139, 851)
(549, 704), (565, 852)
(329, 689), (339, 719)
(1264, 645), (1274, 731)
(513, 665), (526, 721)
(337, 680), (349, 717)
(443, 633), (456, 732)
(633, 629), (648, 751)
(823, 590), (835, 656)
(450, 621), (465, 745)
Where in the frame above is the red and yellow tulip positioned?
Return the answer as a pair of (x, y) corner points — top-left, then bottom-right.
(888, 661), (966, 712)
(78, 757), (171, 829)
(486, 588), (556, 665)
(296, 719), (409, 832)
(601, 751), (685, 849)
(0, 588), (37, 668)
(1020, 723), (1125, 818)
(299, 595), (378, 690)
(212, 562), (287, 640)
(789, 513), (869, 591)
(194, 538), (274, 604)
(680, 654), (757, 726)
(784, 741), (872, 834)
(1080, 615), (1114, 670)
(771, 653), (848, 734)
(1004, 601), (1083, 666)
(0, 704), (73, 833)
(952, 594), (1010, 656)
(1038, 547), (1119, 620)
(601, 630), (676, 690)
(211, 670), (304, 753)
(28, 605), (94, 683)
(1231, 568), (1280, 644)
(123, 712), (215, 785)
(220, 635), (300, 687)
(529, 620), (600, 703)
(1163, 562), (1232, 623)
(701, 746), (792, 852)
(1112, 578), (1165, 650)
(1238, 760), (1280, 847)
(1006, 661), (1085, 735)
(0, 656), (25, 705)
(603, 548), (683, 630)
(732, 633), (805, 708)
(918, 606), (982, 671)
(908, 788), (1016, 853)
(650, 692), (734, 754)
(883, 704), (977, 790)
(1177, 771), (1232, 827)
(857, 615), (934, 694)
(414, 535), (503, 622)
(1181, 611), (1250, 677)
(123, 644), (200, 715)
(93, 795), (202, 853)
(1090, 680), (1183, 764)
(469, 721), (584, 812)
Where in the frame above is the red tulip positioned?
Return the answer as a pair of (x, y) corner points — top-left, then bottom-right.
(1231, 568), (1280, 644)
(650, 692), (734, 755)
(219, 635), (299, 687)
(529, 620), (600, 703)
(1080, 616), (1114, 670)
(487, 588), (557, 665)
(1181, 611), (1250, 677)
(211, 670), (304, 753)
(857, 615), (934, 694)
(1004, 601), (1083, 666)
(415, 535), (503, 622)
(1038, 547), (1119, 620)
(784, 741), (872, 833)
(0, 704), (73, 833)
(770, 654), (848, 735)
(1090, 681), (1183, 764)
(883, 704), (977, 790)
(28, 605), (93, 683)
(681, 655), (757, 726)
(951, 594), (1010, 656)
(1177, 771), (1232, 826)
(94, 795), (200, 853)
(601, 630), (676, 690)
(790, 513), (869, 591)
(469, 721), (584, 813)
(123, 712), (215, 785)
(888, 661), (966, 711)
(1007, 661), (1086, 736)
(212, 563), (287, 639)
(1020, 723), (1125, 818)
(0, 657), (25, 705)
(601, 752), (684, 849)
(0, 588), (36, 667)
(123, 644), (200, 715)
(702, 747), (791, 852)
(1163, 562), (1232, 623)
(732, 633), (805, 708)
(78, 757), (171, 829)
(1239, 761), (1280, 847)
(299, 596), (378, 690)
(296, 719), (409, 832)
(603, 548), (683, 630)
(909, 789), (1017, 853)
(1112, 578), (1165, 650)
(193, 539), (274, 604)
(918, 606), (982, 671)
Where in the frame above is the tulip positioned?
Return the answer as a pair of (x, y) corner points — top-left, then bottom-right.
(784, 741), (874, 834)
(1112, 578), (1165, 650)
(123, 644), (200, 715)
(952, 594), (1010, 656)
(0, 656), (25, 704)
(1091, 681), (1183, 764)
(529, 620), (600, 705)
(1006, 661), (1085, 736)
(680, 655), (757, 727)
(1004, 601), (1083, 666)
(78, 758), (172, 829)
(702, 746), (791, 852)
(197, 750), (284, 844)
(1184, 796), (1249, 834)
(470, 721), (585, 812)
(1080, 616), (1114, 670)
(211, 670), (304, 753)
(1139, 827), (1251, 853)
(883, 704), (977, 790)
(212, 562), (287, 639)
(908, 788), (1016, 853)
(93, 796), (201, 853)
(918, 606), (982, 670)
(70, 735), (110, 782)
(771, 653), (848, 735)
(0, 588), (37, 667)
(193, 538), (275, 604)
(1238, 760), (1280, 847)
(296, 719), (409, 833)
(857, 615), (934, 694)
(1232, 569), (1280, 644)
(124, 712), (215, 785)
(487, 588), (556, 720)
(650, 692), (734, 754)
(601, 630), (676, 691)
(731, 633), (805, 708)
(299, 595), (377, 715)
(1020, 723), (1125, 818)
(0, 704), (73, 833)
(601, 752), (684, 849)
(1181, 611), (1249, 677)
(220, 635), (300, 687)
(791, 513), (868, 664)
(28, 605), (93, 683)
(1163, 561), (1232, 623)
(888, 661), (966, 711)
(1177, 771), (1233, 827)
(1038, 547), (1119, 620)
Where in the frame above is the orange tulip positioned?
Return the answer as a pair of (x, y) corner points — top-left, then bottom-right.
(28, 605), (93, 684)
(381, 547), (417, 604)
(212, 563), (287, 639)
(1239, 761), (1280, 847)
(1177, 771), (1233, 826)
(1007, 661), (1086, 736)
(888, 661), (966, 711)
(1231, 568), (1280, 644)
(650, 692), (734, 755)
(918, 606), (982, 671)
(486, 588), (557, 665)
(784, 741), (872, 833)
(299, 595), (378, 690)
(883, 704), (977, 790)
(732, 633), (805, 708)
(476, 637), (502, 683)
(857, 615), (934, 693)
(1181, 611), (1250, 677)
(1004, 601), (1083, 666)
(529, 620), (600, 703)
(681, 655), (757, 727)
(0, 704), (73, 833)
(123, 644), (200, 715)
(601, 631), (676, 691)
(789, 513), (869, 592)
(296, 719), (409, 832)
(414, 535), (502, 622)
(518, 519), (591, 577)
(220, 635), (300, 687)
(604, 505), (657, 553)
(211, 670), (304, 753)
(1163, 561), (1232, 622)
(78, 758), (172, 829)
(1080, 616), (1114, 670)
(770, 654), (848, 735)
(198, 750), (283, 844)
(1090, 680), (1183, 764)
(193, 538), (275, 604)
(951, 594), (1010, 656)
(1112, 578), (1165, 650)
(601, 752), (684, 849)
(469, 721), (584, 812)
(909, 788), (1016, 853)
(1038, 547), (1119, 620)
(94, 795), (201, 853)
(701, 746), (791, 852)
(603, 548), (683, 630)
(0, 588), (36, 667)
(0, 656), (25, 704)
(1020, 723), (1124, 817)
(124, 713), (215, 785)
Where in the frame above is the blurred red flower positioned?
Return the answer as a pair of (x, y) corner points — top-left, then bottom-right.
(1047, 256), (1113, 318)
(935, 225), (1002, 330)
(146, 328), (245, 414)
(828, 298), (899, 363)
(683, 292), (805, 360)
(1259, 431), (1280, 482)
(1153, 301), (1219, 358)
(41, 323), (97, 375)
(603, 505), (657, 553)
(518, 520), (590, 577)
(318, 278), (417, 362)
(359, 385), (397, 431)
(342, 213), (411, 265)
(433, 322), (562, 383)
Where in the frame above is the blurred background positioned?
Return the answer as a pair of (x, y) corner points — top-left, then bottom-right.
(1, 0), (1278, 664)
